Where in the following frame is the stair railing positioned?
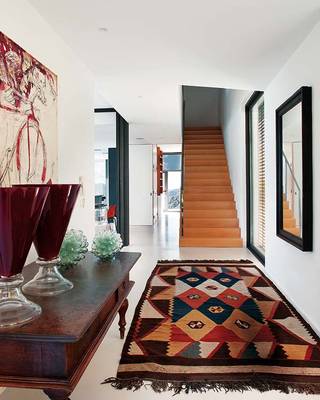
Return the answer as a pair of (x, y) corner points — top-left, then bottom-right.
(283, 151), (302, 230)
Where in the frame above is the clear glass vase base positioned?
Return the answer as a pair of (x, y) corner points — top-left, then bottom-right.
(0, 299), (41, 329)
(23, 265), (73, 297)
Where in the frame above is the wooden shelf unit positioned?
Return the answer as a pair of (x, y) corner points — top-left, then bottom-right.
(157, 146), (164, 195)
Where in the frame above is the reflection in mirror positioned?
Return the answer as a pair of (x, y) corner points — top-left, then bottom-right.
(282, 103), (302, 238)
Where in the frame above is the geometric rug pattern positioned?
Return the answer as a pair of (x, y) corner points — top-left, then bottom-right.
(105, 260), (320, 394)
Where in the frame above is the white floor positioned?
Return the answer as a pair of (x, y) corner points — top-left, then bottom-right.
(2, 212), (319, 399)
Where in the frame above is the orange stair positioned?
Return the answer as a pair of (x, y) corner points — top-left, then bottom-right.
(283, 197), (301, 236)
(180, 127), (243, 248)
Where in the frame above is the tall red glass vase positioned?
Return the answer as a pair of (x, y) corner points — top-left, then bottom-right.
(21, 184), (80, 296)
(0, 186), (49, 329)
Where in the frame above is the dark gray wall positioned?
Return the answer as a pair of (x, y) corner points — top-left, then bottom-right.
(184, 86), (222, 128)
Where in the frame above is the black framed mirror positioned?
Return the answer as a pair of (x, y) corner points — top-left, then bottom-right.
(276, 86), (312, 251)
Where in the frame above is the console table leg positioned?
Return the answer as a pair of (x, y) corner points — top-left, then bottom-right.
(118, 298), (129, 339)
(43, 389), (72, 400)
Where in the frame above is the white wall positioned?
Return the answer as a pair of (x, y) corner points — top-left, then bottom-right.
(1, 0), (95, 258)
(184, 86), (222, 128)
(264, 21), (320, 332)
(222, 89), (251, 244)
(129, 145), (153, 225)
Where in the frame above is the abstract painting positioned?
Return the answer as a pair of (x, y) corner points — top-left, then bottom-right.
(0, 32), (58, 186)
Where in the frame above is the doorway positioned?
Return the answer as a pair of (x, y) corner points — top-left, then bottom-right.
(94, 108), (130, 245)
(163, 152), (182, 211)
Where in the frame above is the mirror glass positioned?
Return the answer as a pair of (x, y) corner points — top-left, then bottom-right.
(282, 103), (302, 238)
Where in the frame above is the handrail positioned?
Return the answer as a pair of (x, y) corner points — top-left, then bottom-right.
(282, 151), (302, 228)
(283, 152), (301, 193)
(180, 91), (186, 237)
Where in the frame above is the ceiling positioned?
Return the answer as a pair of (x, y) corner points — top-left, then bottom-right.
(29, 0), (320, 144)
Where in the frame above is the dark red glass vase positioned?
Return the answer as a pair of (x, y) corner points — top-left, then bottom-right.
(0, 186), (49, 328)
(22, 184), (81, 296)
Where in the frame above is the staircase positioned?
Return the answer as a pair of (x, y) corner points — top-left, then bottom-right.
(283, 196), (300, 236)
(180, 127), (243, 247)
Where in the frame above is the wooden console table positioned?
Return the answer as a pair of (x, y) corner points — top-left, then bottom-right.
(0, 251), (141, 400)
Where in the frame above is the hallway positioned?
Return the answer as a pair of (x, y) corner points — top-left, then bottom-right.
(2, 214), (314, 400)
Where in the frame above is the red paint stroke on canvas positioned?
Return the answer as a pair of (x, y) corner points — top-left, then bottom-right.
(0, 31), (56, 184)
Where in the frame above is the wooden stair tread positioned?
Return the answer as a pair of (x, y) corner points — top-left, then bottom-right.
(180, 237), (243, 248)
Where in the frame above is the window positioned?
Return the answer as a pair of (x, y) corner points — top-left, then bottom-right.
(246, 92), (265, 264)
(163, 153), (182, 211)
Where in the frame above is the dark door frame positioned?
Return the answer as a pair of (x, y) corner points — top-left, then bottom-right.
(94, 108), (129, 246)
(245, 91), (265, 265)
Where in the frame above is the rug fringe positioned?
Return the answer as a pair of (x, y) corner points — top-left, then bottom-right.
(157, 259), (253, 264)
(102, 377), (320, 395)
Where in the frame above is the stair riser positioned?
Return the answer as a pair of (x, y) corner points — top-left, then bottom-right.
(185, 154), (226, 159)
(185, 149), (226, 154)
(180, 238), (243, 248)
(185, 132), (222, 135)
(184, 139), (224, 144)
(184, 186), (232, 193)
(184, 219), (239, 228)
(185, 131), (221, 134)
(184, 141), (223, 150)
(184, 210), (237, 218)
(184, 150), (225, 155)
(185, 179), (231, 186)
(184, 141), (225, 146)
(185, 166), (228, 173)
(185, 171), (229, 176)
(184, 201), (235, 210)
(184, 193), (234, 201)
(184, 229), (241, 238)
(185, 160), (227, 166)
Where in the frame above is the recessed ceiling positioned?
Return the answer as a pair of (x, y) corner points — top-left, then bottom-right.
(29, 0), (320, 144)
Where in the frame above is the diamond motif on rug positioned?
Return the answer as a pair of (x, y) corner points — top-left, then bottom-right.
(178, 272), (207, 288)
(175, 309), (216, 341)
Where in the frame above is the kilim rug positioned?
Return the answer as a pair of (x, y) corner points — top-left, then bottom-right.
(104, 260), (320, 394)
